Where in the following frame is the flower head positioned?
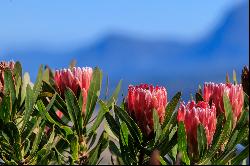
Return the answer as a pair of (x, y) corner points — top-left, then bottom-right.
(203, 82), (244, 127)
(177, 101), (217, 154)
(125, 84), (167, 136)
(54, 67), (93, 113)
(0, 61), (15, 98)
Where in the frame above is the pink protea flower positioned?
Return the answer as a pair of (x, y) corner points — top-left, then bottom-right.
(125, 84), (167, 136)
(177, 101), (217, 155)
(0, 61), (15, 101)
(203, 82), (244, 127)
(0, 61), (15, 91)
(54, 67), (93, 113)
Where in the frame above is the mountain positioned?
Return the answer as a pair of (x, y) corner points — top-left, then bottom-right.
(1, 2), (249, 101)
(73, 2), (249, 100)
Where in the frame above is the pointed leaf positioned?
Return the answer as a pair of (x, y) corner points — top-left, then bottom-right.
(4, 69), (16, 106)
(177, 122), (190, 165)
(153, 109), (162, 144)
(231, 145), (249, 165)
(114, 105), (142, 143)
(120, 122), (129, 146)
(197, 124), (207, 157)
(107, 80), (122, 107)
(65, 88), (83, 137)
(195, 92), (204, 103)
(89, 100), (108, 135)
(68, 134), (79, 162)
(84, 67), (102, 126)
(0, 95), (11, 123)
(162, 92), (181, 128)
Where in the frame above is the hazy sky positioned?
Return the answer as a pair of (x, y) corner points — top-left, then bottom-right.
(0, 0), (245, 48)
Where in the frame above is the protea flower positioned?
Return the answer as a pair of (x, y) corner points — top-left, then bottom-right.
(54, 67), (93, 113)
(177, 101), (217, 155)
(125, 84), (167, 136)
(241, 66), (249, 96)
(0, 61), (15, 101)
(203, 82), (244, 127)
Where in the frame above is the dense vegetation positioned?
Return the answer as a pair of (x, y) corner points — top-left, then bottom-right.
(0, 61), (249, 165)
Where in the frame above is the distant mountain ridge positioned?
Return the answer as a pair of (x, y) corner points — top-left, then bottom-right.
(2, 2), (249, 100)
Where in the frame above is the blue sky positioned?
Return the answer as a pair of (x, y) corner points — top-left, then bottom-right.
(0, 0), (245, 49)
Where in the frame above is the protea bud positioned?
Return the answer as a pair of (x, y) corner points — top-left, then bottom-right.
(177, 101), (217, 155)
(54, 67), (93, 113)
(125, 84), (167, 136)
(203, 82), (244, 127)
(241, 66), (249, 96)
(0, 61), (15, 101)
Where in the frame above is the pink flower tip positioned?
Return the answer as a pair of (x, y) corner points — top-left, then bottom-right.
(177, 100), (217, 151)
(125, 83), (167, 136)
(54, 67), (93, 113)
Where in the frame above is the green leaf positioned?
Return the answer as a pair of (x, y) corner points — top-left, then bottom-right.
(29, 119), (46, 157)
(42, 68), (50, 84)
(120, 122), (129, 146)
(177, 122), (190, 165)
(89, 100), (109, 135)
(231, 145), (249, 165)
(158, 132), (178, 156)
(105, 112), (120, 138)
(153, 109), (162, 144)
(195, 92), (204, 103)
(21, 84), (34, 132)
(162, 92), (181, 128)
(23, 138), (31, 157)
(114, 105), (142, 144)
(235, 108), (248, 130)
(0, 95), (11, 123)
(36, 98), (73, 136)
(4, 69), (16, 107)
(197, 124), (207, 157)
(235, 125), (249, 146)
(217, 149), (237, 165)
(3, 122), (21, 161)
(199, 113), (233, 164)
(21, 117), (41, 143)
(68, 134), (79, 162)
(107, 80), (122, 107)
(159, 156), (168, 165)
(54, 92), (70, 120)
(224, 130), (239, 152)
(84, 67), (102, 126)
(65, 88), (83, 137)
(21, 72), (31, 105)
(88, 131), (109, 165)
(109, 140), (121, 157)
(32, 65), (43, 101)
(223, 94), (233, 121)
(21, 66), (43, 131)
(13, 62), (22, 99)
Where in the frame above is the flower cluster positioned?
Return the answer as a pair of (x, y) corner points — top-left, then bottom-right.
(55, 67), (93, 113)
(177, 101), (217, 154)
(203, 82), (244, 127)
(125, 84), (167, 136)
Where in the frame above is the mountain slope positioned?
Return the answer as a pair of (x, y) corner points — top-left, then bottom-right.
(2, 2), (249, 100)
